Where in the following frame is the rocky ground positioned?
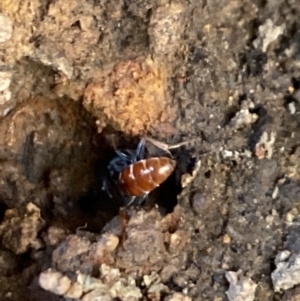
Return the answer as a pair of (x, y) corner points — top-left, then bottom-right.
(0, 0), (300, 300)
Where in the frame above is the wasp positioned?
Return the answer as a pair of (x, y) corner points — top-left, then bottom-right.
(104, 137), (193, 206)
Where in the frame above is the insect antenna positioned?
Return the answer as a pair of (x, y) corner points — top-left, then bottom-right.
(144, 137), (200, 157)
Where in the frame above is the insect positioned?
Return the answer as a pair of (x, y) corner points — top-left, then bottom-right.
(104, 138), (181, 206)
(104, 137), (199, 206)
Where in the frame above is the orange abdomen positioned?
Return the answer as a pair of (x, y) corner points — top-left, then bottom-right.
(118, 157), (176, 196)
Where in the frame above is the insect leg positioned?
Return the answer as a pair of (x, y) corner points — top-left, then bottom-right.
(125, 196), (137, 207)
(115, 150), (134, 161)
(101, 177), (113, 198)
(137, 194), (148, 206)
(108, 154), (132, 174)
(125, 194), (148, 207)
(144, 137), (172, 157)
(135, 138), (146, 161)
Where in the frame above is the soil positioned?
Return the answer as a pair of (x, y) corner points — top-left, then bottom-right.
(0, 0), (300, 300)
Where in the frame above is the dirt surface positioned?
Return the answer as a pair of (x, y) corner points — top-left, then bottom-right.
(1, 0), (300, 300)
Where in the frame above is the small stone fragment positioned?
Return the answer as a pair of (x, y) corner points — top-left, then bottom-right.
(100, 264), (121, 284)
(275, 250), (291, 263)
(271, 252), (300, 292)
(254, 131), (276, 159)
(191, 192), (208, 213)
(43, 226), (69, 246)
(0, 14), (13, 43)
(223, 234), (231, 244)
(225, 270), (257, 301)
(285, 211), (295, 223)
(143, 272), (161, 288)
(109, 276), (142, 301)
(229, 101), (258, 129)
(52, 234), (91, 273)
(288, 102), (296, 115)
(93, 233), (119, 265)
(253, 19), (285, 52)
(64, 282), (83, 299)
(148, 282), (169, 300)
(169, 230), (189, 253)
(77, 272), (142, 301)
(116, 209), (167, 271)
(77, 273), (106, 292)
(272, 185), (279, 199)
(102, 233), (120, 252)
(0, 202), (45, 254)
(0, 69), (11, 92)
(34, 44), (74, 79)
(39, 269), (71, 295)
(81, 289), (112, 301)
(181, 159), (201, 188)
